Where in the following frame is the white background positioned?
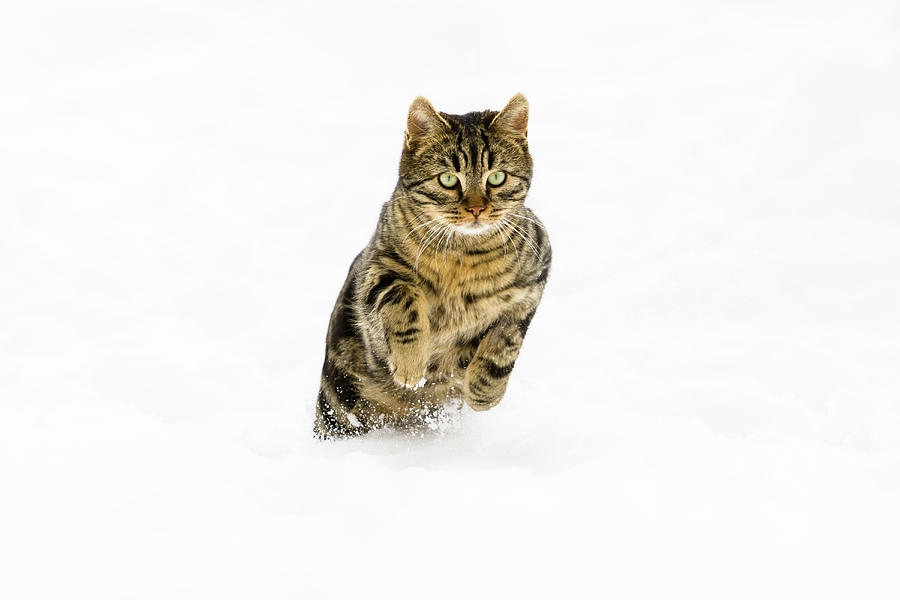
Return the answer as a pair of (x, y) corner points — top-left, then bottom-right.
(2, 0), (899, 598)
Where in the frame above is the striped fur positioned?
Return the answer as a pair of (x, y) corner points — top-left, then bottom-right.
(315, 94), (551, 438)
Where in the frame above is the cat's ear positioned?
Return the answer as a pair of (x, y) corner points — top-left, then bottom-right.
(490, 93), (529, 137)
(406, 96), (449, 148)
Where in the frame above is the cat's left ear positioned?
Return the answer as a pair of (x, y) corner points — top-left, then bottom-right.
(490, 93), (529, 137)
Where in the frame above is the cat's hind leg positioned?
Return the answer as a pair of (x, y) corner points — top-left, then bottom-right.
(314, 363), (368, 438)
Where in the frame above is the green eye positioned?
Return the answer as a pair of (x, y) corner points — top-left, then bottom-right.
(438, 173), (459, 188)
(487, 171), (507, 186)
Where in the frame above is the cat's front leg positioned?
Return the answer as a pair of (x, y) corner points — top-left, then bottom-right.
(371, 281), (431, 388)
(463, 311), (535, 410)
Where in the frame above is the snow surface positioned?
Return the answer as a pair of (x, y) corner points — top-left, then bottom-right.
(2, 1), (900, 598)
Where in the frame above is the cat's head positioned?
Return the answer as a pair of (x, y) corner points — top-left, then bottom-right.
(398, 94), (533, 236)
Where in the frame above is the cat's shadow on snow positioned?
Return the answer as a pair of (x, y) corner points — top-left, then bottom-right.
(303, 403), (616, 474)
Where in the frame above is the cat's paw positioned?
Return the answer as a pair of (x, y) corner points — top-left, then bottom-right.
(388, 355), (428, 389)
(462, 367), (508, 411)
(463, 391), (503, 411)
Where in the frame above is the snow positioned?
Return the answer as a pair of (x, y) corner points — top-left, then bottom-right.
(2, 0), (899, 598)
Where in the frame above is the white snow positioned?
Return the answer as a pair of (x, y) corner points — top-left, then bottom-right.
(2, 1), (899, 598)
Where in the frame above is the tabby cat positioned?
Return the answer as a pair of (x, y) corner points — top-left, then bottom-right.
(314, 94), (551, 438)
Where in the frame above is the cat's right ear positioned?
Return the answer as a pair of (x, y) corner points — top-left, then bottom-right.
(406, 97), (449, 148)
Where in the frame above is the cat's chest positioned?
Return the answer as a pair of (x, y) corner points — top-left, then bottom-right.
(422, 257), (522, 344)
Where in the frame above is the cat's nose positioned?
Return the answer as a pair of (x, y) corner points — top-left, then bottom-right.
(465, 195), (487, 217)
(464, 193), (487, 217)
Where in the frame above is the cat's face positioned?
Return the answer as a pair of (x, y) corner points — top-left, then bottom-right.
(398, 95), (533, 237)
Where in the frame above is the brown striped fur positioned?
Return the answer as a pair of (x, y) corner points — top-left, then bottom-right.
(315, 94), (551, 437)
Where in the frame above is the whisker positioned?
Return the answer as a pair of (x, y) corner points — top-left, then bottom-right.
(493, 222), (509, 256)
(507, 212), (548, 231)
(403, 217), (442, 242)
(504, 219), (541, 259)
(431, 225), (451, 267)
(441, 226), (455, 266)
(415, 223), (446, 273)
(432, 225), (453, 273)
(498, 218), (520, 262)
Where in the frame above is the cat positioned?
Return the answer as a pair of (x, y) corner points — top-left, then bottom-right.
(314, 94), (551, 438)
